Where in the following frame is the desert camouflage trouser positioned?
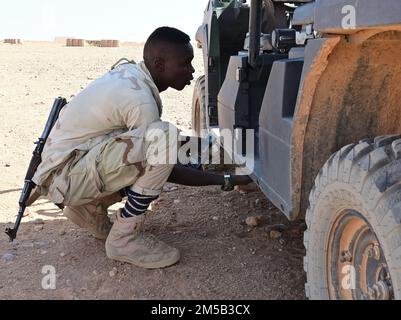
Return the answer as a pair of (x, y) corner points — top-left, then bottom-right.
(44, 122), (176, 206)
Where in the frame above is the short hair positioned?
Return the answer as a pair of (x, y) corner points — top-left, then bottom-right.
(144, 27), (191, 60)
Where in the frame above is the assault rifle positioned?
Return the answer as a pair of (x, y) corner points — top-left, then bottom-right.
(5, 97), (67, 241)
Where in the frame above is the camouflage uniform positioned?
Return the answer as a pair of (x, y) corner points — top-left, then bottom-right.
(32, 62), (176, 235)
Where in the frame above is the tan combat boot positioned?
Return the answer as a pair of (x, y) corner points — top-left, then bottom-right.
(105, 212), (180, 269)
(63, 193), (122, 240)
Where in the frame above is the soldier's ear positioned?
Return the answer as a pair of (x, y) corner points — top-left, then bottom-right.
(154, 57), (165, 73)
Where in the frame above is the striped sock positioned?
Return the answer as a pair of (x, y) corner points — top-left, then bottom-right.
(121, 189), (158, 218)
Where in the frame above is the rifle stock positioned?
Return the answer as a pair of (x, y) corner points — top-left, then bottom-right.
(5, 97), (67, 241)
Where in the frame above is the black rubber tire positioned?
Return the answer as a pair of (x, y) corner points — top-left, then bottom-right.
(191, 75), (207, 137)
(304, 135), (401, 299)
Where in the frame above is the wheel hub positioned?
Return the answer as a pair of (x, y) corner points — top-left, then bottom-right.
(327, 211), (394, 300)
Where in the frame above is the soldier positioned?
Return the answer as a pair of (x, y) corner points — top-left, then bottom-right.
(32, 27), (251, 269)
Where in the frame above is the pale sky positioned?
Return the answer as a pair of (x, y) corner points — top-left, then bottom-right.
(0, 0), (208, 42)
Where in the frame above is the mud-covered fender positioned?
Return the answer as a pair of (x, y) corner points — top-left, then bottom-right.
(291, 28), (401, 218)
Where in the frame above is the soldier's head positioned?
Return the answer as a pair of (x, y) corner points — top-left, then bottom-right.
(144, 27), (195, 92)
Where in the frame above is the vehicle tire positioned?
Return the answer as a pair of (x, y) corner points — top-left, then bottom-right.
(192, 75), (207, 137)
(304, 135), (401, 300)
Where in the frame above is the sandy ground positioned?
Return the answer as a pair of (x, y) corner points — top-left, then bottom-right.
(0, 41), (306, 300)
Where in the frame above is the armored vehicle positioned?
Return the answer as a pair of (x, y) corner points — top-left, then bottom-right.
(193, 0), (401, 299)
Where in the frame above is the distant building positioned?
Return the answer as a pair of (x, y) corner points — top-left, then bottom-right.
(4, 39), (22, 44)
